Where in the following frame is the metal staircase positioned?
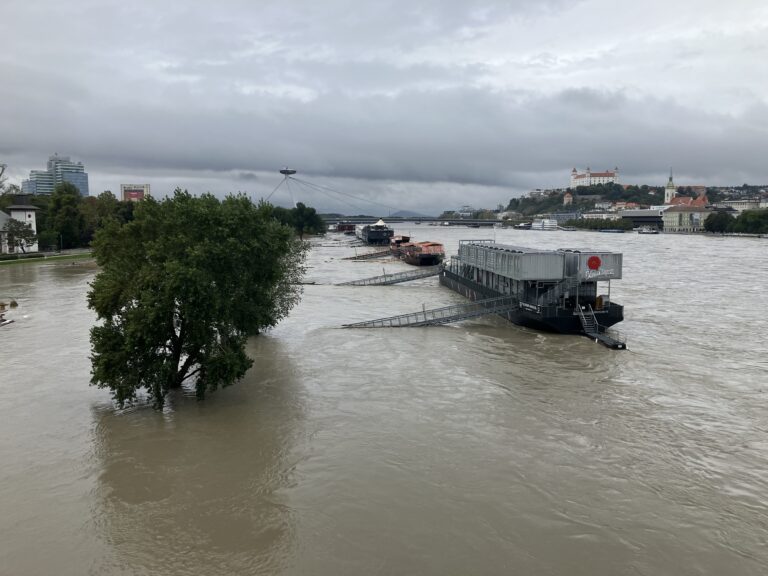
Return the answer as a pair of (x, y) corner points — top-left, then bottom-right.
(578, 305), (627, 349)
(343, 295), (518, 328)
(577, 305), (599, 335)
(337, 266), (442, 286)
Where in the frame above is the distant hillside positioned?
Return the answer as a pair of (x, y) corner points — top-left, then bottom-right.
(507, 183), (667, 216)
(390, 210), (431, 218)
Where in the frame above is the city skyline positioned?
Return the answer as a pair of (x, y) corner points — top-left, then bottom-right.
(20, 153), (89, 196)
(2, 0), (767, 214)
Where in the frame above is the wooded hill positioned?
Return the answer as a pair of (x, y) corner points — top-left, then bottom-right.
(506, 183), (727, 216)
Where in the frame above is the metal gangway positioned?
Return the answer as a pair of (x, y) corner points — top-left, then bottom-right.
(343, 295), (518, 328)
(337, 266), (442, 286)
(342, 248), (392, 261)
(577, 305), (627, 349)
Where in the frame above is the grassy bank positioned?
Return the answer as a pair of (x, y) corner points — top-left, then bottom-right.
(0, 252), (95, 266)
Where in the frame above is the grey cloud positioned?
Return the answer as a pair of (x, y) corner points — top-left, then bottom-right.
(3, 0), (767, 214)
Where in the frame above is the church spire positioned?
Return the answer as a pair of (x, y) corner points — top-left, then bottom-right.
(664, 167), (676, 204)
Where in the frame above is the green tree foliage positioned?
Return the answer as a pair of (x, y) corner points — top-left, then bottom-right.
(507, 183), (665, 216)
(731, 208), (768, 234)
(80, 191), (129, 245)
(269, 202), (325, 239)
(48, 182), (84, 249)
(2, 218), (38, 252)
(88, 190), (308, 408)
(704, 211), (734, 233)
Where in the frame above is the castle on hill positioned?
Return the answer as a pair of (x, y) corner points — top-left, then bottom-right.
(570, 167), (619, 188)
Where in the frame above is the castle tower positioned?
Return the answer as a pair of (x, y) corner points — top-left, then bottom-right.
(664, 168), (676, 204)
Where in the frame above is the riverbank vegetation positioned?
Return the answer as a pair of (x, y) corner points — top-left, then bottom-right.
(705, 209), (768, 234)
(88, 190), (309, 408)
(271, 202), (325, 239)
(0, 183), (136, 250)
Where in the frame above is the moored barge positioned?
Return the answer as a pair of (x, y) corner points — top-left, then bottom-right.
(400, 241), (445, 266)
(389, 235), (412, 256)
(440, 240), (626, 347)
(356, 219), (394, 245)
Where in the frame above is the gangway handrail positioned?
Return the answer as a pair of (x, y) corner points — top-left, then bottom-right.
(343, 295), (518, 328)
(337, 265), (442, 286)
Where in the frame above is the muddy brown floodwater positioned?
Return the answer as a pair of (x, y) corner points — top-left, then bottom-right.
(1, 227), (767, 575)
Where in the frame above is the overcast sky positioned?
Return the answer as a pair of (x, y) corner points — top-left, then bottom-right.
(2, 0), (767, 214)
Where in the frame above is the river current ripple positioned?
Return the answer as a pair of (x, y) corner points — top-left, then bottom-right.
(1, 227), (767, 575)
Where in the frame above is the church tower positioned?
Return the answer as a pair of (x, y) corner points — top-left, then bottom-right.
(664, 168), (676, 204)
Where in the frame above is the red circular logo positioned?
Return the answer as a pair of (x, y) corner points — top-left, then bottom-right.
(587, 256), (601, 270)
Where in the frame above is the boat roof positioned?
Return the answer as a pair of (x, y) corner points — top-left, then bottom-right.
(461, 240), (620, 256)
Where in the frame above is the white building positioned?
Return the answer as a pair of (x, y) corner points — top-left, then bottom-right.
(570, 167), (619, 188)
(582, 210), (620, 221)
(0, 202), (39, 253)
(662, 206), (711, 233)
(718, 199), (761, 213)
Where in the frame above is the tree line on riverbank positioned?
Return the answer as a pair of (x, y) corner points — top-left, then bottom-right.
(0, 183), (326, 250)
(705, 209), (768, 234)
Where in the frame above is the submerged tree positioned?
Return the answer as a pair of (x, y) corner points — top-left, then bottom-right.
(88, 190), (308, 408)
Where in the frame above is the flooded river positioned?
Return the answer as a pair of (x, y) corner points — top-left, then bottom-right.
(1, 227), (767, 575)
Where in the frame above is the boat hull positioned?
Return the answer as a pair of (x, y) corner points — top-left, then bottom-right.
(402, 253), (444, 266)
(440, 270), (623, 334)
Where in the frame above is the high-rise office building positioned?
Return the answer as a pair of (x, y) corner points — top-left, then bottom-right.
(21, 153), (89, 195)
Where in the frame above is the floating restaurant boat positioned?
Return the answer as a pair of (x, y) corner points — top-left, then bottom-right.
(400, 241), (445, 266)
(440, 240), (626, 348)
(637, 226), (660, 234)
(356, 219), (394, 245)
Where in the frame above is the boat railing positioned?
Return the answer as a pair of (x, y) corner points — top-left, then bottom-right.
(598, 325), (627, 344)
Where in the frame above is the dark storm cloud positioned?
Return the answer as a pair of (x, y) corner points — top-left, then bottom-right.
(2, 0), (767, 213)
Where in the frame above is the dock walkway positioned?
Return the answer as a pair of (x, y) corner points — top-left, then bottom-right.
(337, 266), (442, 286)
(342, 248), (391, 260)
(343, 295), (518, 327)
